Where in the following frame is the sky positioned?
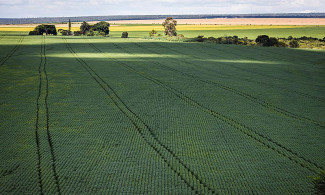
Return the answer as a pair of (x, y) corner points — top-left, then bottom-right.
(0, 0), (324, 18)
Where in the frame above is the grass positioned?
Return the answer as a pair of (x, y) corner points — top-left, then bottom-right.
(0, 32), (324, 194)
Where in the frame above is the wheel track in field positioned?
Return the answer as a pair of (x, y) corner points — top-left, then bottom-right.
(199, 43), (324, 90)
(64, 38), (216, 195)
(135, 41), (325, 129)
(0, 36), (24, 67)
(194, 43), (325, 103)
(35, 36), (61, 194)
(92, 40), (323, 173)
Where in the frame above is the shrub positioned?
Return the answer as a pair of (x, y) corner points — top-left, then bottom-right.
(178, 34), (184, 38)
(269, 37), (279, 47)
(288, 36), (293, 40)
(149, 30), (157, 37)
(86, 30), (94, 36)
(195, 35), (206, 42)
(310, 170), (325, 194)
(289, 40), (299, 48)
(60, 30), (69, 36)
(121, 32), (128, 38)
(98, 32), (106, 36)
(277, 41), (288, 47)
(29, 31), (40, 35)
(73, 31), (83, 36)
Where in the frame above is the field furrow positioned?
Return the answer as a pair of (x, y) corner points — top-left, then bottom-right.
(1, 33), (323, 194)
(94, 40), (323, 173)
(148, 41), (325, 128)
(63, 38), (216, 194)
(35, 36), (61, 194)
(0, 36), (24, 67)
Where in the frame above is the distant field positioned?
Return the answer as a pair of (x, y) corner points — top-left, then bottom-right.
(0, 32), (324, 194)
(1, 23), (325, 39)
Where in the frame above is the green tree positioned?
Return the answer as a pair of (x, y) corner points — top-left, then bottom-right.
(80, 21), (91, 34)
(121, 32), (128, 38)
(92, 21), (110, 35)
(32, 24), (57, 35)
(162, 17), (177, 36)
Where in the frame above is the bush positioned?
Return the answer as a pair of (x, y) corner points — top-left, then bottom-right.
(269, 37), (279, 46)
(73, 31), (83, 36)
(289, 40), (299, 48)
(288, 36), (293, 40)
(178, 34), (184, 38)
(29, 31), (40, 35)
(86, 30), (94, 36)
(121, 32), (128, 38)
(195, 35), (206, 42)
(98, 32), (106, 36)
(277, 41), (288, 47)
(310, 170), (325, 194)
(60, 30), (69, 36)
(149, 30), (157, 37)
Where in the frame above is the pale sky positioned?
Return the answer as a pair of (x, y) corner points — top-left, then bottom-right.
(0, 0), (324, 18)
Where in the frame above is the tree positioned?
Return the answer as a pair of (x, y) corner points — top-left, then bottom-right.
(162, 17), (177, 36)
(121, 32), (128, 38)
(30, 24), (57, 35)
(80, 21), (91, 34)
(92, 21), (110, 35)
(68, 19), (72, 35)
(255, 35), (278, 47)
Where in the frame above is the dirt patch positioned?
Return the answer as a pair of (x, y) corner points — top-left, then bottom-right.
(108, 18), (325, 25)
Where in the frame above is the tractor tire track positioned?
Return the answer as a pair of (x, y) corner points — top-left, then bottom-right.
(135, 42), (325, 128)
(63, 38), (216, 195)
(0, 36), (24, 67)
(43, 37), (61, 194)
(90, 41), (323, 173)
(35, 35), (44, 195)
(35, 36), (61, 194)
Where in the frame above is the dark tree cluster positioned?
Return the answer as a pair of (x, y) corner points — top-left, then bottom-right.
(79, 21), (110, 36)
(191, 34), (325, 49)
(29, 25), (57, 35)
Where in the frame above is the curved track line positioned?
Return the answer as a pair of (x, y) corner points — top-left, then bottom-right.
(0, 36), (24, 67)
(91, 40), (323, 173)
(141, 42), (324, 128)
(64, 38), (216, 195)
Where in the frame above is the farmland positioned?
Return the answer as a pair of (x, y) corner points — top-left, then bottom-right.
(0, 31), (325, 194)
(1, 24), (325, 39)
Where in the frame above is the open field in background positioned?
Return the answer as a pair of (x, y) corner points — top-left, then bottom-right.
(0, 32), (324, 194)
(1, 23), (325, 39)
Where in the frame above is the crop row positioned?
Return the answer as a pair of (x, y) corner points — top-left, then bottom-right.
(199, 43), (324, 91)
(63, 38), (216, 194)
(150, 41), (324, 128)
(96, 40), (323, 173)
(0, 36), (24, 67)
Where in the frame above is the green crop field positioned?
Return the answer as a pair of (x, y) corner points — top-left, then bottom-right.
(0, 32), (324, 194)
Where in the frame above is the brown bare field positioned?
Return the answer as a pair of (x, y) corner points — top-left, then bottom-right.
(108, 18), (325, 25)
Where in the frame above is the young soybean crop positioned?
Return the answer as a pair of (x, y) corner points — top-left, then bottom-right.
(0, 33), (324, 194)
